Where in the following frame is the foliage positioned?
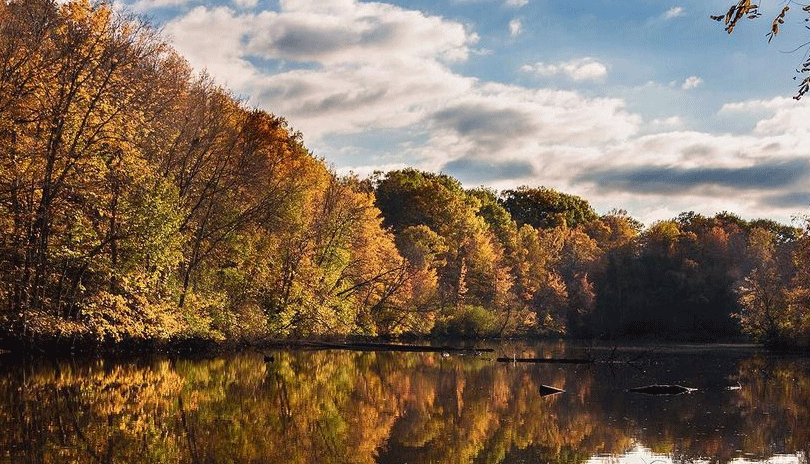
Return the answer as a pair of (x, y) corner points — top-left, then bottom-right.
(501, 186), (598, 230)
(432, 304), (501, 338)
(737, 226), (810, 348)
(584, 212), (804, 342)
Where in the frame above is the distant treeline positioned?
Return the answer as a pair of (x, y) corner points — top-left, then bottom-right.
(1, 0), (808, 350)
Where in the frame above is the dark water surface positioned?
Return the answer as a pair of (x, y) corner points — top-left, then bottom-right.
(1, 343), (808, 463)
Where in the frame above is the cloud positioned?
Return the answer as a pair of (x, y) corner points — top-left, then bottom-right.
(663, 6), (684, 20)
(721, 97), (795, 113)
(164, 3), (477, 136)
(509, 18), (522, 37)
(649, 116), (682, 129)
(130, 0), (196, 11)
(521, 57), (608, 81)
(336, 162), (411, 180)
(441, 157), (536, 184)
(245, 5), (474, 64)
(232, 0), (258, 8)
(721, 96), (810, 136)
(430, 86), (638, 149)
(681, 76), (703, 90)
(576, 158), (810, 195)
(451, 0), (527, 6)
(419, 85), (640, 186)
(433, 105), (535, 142)
(762, 191), (810, 208)
(554, 116), (810, 223)
(163, 7), (257, 89)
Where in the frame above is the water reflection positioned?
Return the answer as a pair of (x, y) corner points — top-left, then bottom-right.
(0, 344), (807, 464)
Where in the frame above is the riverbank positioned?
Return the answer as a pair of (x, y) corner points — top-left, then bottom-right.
(0, 327), (788, 360)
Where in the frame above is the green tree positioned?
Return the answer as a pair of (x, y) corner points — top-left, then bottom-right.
(501, 186), (598, 230)
(737, 228), (793, 343)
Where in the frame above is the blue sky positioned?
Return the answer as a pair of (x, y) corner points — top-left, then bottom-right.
(120, 0), (810, 225)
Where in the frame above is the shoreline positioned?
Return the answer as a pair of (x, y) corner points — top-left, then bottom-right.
(0, 332), (792, 361)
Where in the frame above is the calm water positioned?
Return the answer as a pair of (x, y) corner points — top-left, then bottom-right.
(0, 343), (808, 464)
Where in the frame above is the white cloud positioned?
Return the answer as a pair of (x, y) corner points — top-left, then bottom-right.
(649, 116), (682, 128)
(720, 96), (795, 113)
(521, 57), (608, 81)
(681, 76), (703, 90)
(509, 18), (522, 37)
(663, 6), (684, 20)
(721, 96), (810, 136)
(163, 7), (257, 89)
(451, 0), (528, 6)
(130, 0), (195, 11)
(245, 5), (475, 64)
(232, 0), (258, 8)
(427, 83), (640, 167)
(164, 3), (477, 137)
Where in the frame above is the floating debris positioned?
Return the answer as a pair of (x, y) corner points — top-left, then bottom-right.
(538, 385), (565, 396)
(627, 384), (696, 395)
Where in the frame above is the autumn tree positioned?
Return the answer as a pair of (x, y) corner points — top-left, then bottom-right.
(0, 0), (188, 343)
(737, 228), (793, 343)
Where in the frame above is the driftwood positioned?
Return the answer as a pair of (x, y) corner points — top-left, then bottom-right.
(538, 385), (565, 396)
(627, 384), (696, 395)
(496, 357), (593, 364)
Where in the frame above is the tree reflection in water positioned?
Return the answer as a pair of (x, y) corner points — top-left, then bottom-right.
(0, 344), (807, 464)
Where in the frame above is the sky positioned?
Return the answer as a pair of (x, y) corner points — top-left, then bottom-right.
(117, 0), (810, 225)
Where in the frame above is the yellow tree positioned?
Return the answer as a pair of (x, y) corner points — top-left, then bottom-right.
(0, 0), (185, 342)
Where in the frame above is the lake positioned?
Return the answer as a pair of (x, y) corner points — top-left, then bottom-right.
(0, 342), (808, 463)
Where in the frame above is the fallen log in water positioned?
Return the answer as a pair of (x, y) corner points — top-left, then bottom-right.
(627, 384), (696, 395)
(496, 357), (594, 364)
(538, 384), (565, 396)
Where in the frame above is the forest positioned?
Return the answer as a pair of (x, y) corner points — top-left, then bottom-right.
(1, 0), (809, 351)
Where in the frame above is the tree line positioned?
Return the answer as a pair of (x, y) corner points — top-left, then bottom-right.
(1, 0), (808, 350)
